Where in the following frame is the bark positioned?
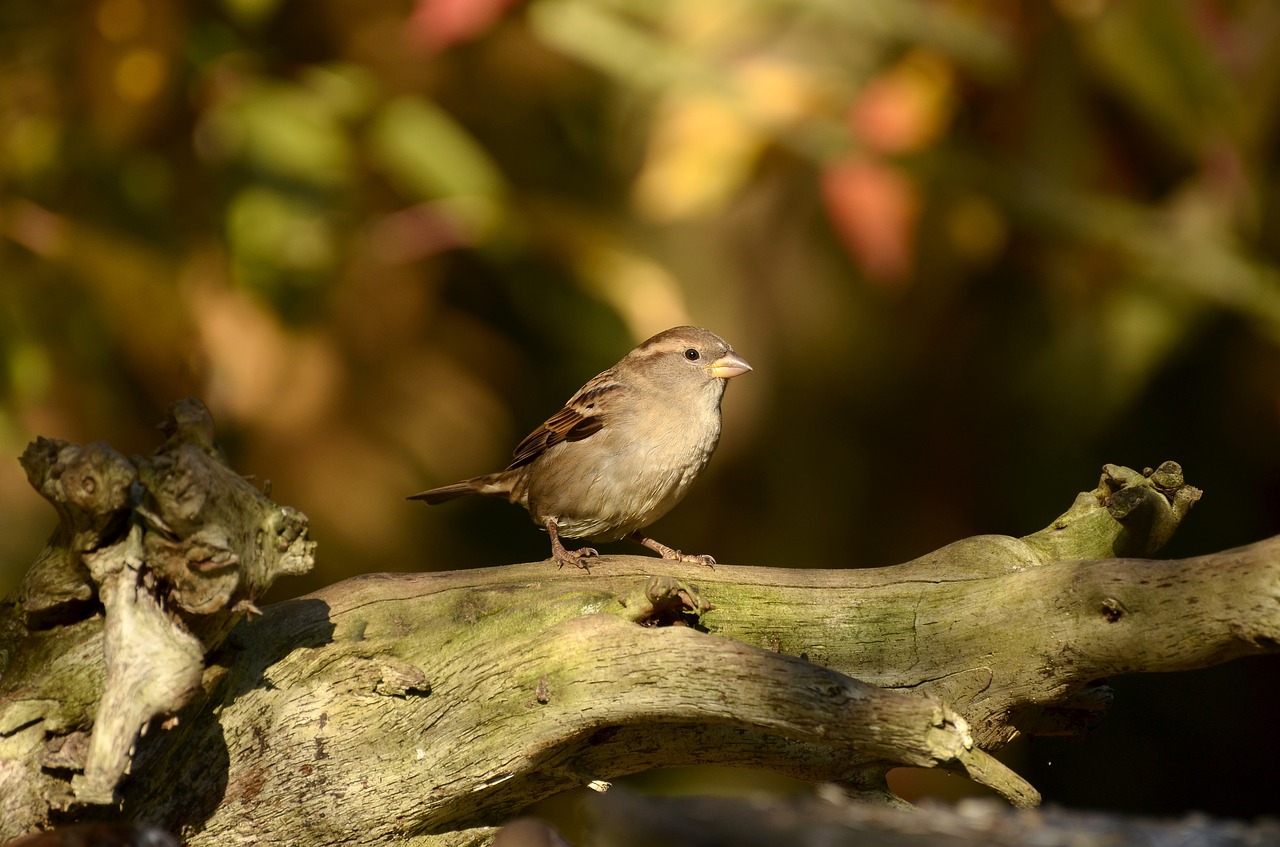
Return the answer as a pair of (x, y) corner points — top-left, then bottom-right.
(2, 401), (1277, 846)
(1, 399), (314, 831)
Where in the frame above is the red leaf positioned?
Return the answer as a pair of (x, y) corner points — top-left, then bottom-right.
(821, 155), (919, 288)
(406, 0), (520, 54)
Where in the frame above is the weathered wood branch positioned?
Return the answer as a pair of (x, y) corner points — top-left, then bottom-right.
(129, 533), (1273, 846)
(1, 399), (314, 830)
(3, 401), (1278, 847)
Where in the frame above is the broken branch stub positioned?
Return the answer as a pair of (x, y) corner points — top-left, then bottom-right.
(1, 397), (314, 817)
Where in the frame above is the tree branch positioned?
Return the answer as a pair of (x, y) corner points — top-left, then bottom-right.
(5, 404), (1277, 847)
(1, 399), (314, 828)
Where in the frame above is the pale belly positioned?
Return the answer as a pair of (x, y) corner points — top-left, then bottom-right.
(521, 415), (720, 542)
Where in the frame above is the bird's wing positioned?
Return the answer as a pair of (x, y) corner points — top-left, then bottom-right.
(506, 371), (620, 469)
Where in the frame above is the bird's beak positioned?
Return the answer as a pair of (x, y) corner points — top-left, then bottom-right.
(707, 351), (752, 379)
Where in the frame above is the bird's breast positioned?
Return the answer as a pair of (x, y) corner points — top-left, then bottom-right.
(523, 403), (722, 542)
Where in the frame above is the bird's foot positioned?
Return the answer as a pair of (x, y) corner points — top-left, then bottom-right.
(547, 519), (597, 571)
(554, 545), (598, 571)
(628, 532), (716, 568)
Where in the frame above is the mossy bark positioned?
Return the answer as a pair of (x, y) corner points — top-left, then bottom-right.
(3, 405), (1277, 846)
(0, 399), (314, 832)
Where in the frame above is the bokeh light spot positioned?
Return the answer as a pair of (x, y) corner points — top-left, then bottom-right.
(114, 48), (167, 103)
(96, 0), (146, 42)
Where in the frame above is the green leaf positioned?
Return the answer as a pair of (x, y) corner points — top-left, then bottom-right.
(367, 97), (507, 238)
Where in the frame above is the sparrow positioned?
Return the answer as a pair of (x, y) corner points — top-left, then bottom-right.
(409, 326), (751, 569)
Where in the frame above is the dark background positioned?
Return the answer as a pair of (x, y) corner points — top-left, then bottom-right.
(2, 0), (1278, 821)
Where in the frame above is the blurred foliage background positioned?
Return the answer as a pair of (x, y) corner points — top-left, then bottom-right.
(3, 0), (1280, 822)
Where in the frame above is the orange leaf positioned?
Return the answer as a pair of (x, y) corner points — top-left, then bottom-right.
(821, 155), (919, 288)
(407, 0), (520, 54)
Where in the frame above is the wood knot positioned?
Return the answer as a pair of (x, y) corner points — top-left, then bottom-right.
(640, 576), (714, 627)
(1100, 597), (1125, 623)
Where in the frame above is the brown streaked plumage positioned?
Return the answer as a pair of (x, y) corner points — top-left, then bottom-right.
(409, 326), (751, 569)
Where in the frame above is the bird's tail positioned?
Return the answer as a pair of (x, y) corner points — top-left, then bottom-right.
(406, 473), (512, 504)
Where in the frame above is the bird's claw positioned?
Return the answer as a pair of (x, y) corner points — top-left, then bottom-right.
(668, 550), (715, 568)
(555, 546), (598, 571)
(628, 532), (716, 568)
(547, 519), (598, 572)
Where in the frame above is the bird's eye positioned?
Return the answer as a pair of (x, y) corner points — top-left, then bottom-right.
(684, 348), (701, 361)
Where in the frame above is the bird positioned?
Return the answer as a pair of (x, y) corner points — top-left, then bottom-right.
(409, 326), (751, 569)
